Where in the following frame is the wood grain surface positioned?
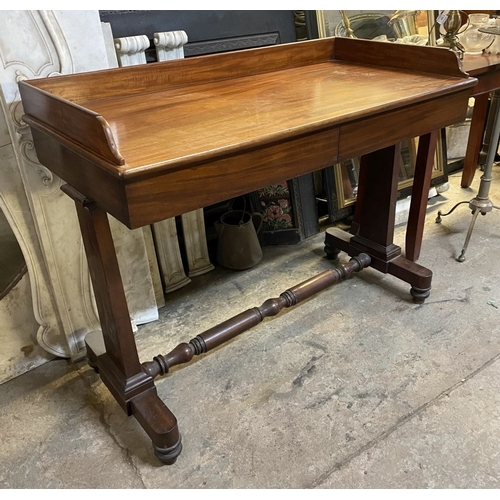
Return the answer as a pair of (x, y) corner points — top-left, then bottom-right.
(19, 37), (477, 228)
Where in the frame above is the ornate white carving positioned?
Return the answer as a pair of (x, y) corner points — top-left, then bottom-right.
(154, 30), (188, 61)
(114, 35), (150, 66)
(9, 90), (55, 188)
(0, 10), (69, 77)
(0, 11), (160, 381)
(38, 10), (74, 75)
(0, 10), (79, 362)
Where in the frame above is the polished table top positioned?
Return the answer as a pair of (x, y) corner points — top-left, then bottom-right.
(19, 37), (476, 228)
(79, 61), (468, 174)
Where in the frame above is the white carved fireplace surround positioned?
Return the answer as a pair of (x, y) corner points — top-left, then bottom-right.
(0, 10), (161, 383)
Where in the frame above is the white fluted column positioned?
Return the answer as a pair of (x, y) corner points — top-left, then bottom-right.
(114, 34), (150, 66)
(181, 211), (215, 277)
(154, 30), (188, 61)
(152, 218), (191, 292)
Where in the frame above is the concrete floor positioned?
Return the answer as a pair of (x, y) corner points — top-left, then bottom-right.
(1, 168), (500, 488)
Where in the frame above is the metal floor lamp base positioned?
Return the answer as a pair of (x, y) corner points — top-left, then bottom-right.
(435, 89), (500, 262)
(436, 192), (500, 262)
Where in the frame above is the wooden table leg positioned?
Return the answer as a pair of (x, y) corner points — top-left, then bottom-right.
(405, 131), (438, 262)
(461, 93), (489, 188)
(62, 185), (182, 465)
(325, 144), (432, 303)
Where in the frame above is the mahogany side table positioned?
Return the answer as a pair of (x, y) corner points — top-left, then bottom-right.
(19, 37), (476, 464)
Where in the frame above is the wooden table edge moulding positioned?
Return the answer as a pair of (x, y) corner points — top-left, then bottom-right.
(19, 37), (477, 464)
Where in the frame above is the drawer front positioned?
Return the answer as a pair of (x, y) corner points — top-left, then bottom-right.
(338, 90), (471, 161)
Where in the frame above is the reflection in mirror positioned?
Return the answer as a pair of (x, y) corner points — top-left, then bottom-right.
(336, 12), (399, 39)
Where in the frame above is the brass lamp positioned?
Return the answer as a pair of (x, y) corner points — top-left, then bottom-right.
(340, 10), (356, 38)
(440, 10), (466, 57)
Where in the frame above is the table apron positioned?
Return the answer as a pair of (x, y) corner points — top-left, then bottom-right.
(124, 126), (340, 229)
(338, 89), (471, 161)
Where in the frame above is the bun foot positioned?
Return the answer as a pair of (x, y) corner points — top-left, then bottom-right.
(131, 388), (182, 465)
(153, 435), (182, 465)
(87, 358), (99, 374)
(324, 244), (341, 260)
(410, 286), (430, 304)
